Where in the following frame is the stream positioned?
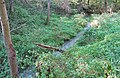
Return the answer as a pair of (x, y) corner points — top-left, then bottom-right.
(20, 23), (91, 78)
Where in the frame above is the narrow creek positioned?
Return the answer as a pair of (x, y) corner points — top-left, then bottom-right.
(20, 23), (91, 78)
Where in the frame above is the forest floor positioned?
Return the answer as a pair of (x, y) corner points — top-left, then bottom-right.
(0, 5), (120, 77)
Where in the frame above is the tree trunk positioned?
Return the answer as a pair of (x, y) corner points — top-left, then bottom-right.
(0, 21), (2, 34)
(46, 0), (51, 25)
(9, 0), (14, 13)
(88, 0), (90, 5)
(0, 0), (19, 78)
(104, 0), (107, 13)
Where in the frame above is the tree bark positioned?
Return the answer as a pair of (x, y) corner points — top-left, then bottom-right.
(0, 0), (19, 78)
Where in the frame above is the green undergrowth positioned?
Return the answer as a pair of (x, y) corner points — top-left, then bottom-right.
(35, 14), (120, 78)
(0, 2), (120, 77)
(0, 4), (87, 77)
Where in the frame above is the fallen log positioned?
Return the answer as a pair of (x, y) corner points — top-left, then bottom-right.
(35, 43), (64, 52)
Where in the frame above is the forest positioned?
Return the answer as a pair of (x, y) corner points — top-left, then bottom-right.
(0, 0), (120, 78)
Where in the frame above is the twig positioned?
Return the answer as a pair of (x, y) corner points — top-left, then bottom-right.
(10, 23), (26, 32)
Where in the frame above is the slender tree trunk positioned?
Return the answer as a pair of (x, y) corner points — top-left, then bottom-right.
(104, 0), (107, 13)
(46, 0), (51, 25)
(9, 0), (14, 13)
(0, 0), (19, 78)
(88, 0), (90, 5)
(0, 21), (2, 34)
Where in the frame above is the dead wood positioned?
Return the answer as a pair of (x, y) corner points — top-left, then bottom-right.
(35, 43), (64, 52)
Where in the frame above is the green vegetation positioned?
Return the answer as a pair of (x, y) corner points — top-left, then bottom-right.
(0, 3), (85, 77)
(0, 0), (120, 78)
(35, 14), (120, 78)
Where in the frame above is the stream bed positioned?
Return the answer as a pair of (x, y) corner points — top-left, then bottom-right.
(20, 23), (91, 78)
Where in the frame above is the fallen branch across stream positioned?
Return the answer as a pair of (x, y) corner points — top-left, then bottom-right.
(35, 43), (64, 52)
